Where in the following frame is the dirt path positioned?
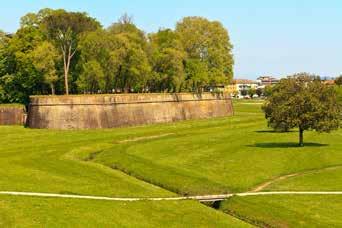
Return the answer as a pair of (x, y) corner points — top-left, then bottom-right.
(116, 133), (175, 143)
(1, 191), (342, 202)
(250, 165), (342, 192)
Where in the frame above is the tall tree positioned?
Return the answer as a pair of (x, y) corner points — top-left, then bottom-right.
(42, 10), (100, 95)
(148, 29), (186, 92)
(262, 73), (340, 146)
(176, 17), (234, 91)
(1, 24), (45, 104)
(77, 60), (104, 93)
(107, 15), (151, 92)
(0, 30), (11, 77)
(78, 29), (117, 92)
(31, 41), (59, 94)
(185, 59), (209, 92)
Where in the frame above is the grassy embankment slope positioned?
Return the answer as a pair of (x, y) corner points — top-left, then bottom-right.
(0, 99), (341, 226)
(92, 100), (342, 195)
(91, 99), (342, 227)
(0, 115), (250, 226)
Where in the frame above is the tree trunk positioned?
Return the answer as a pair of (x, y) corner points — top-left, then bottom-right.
(299, 128), (304, 147)
(51, 83), (55, 95)
(62, 44), (75, 95)
(63, 51), (69, 95)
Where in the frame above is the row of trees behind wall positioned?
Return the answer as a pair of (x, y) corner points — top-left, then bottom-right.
(0, 9), (234, 104)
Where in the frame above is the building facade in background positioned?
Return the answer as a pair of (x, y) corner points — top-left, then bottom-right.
(226, 76), (280, 98)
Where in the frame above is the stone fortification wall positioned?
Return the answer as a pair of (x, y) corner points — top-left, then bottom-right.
(27, 93), (233, 129)
(0, 105), (26, 125)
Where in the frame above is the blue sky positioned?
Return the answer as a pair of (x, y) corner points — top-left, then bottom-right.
(1, 0), (341, 79)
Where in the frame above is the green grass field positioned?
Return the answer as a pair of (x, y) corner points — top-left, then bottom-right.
(0, 99), (341, 226)
(92, 101), (342, 195)
(0, 196), (249, 227)
(219, 195), (342, 227)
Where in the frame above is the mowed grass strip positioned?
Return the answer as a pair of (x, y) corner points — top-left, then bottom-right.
(92, 100), (342, 195)
(0, 195), (251, 227)
(219, 195), (342, 227)
(265, 166), (342, 191)
(0, 126), (174, 197)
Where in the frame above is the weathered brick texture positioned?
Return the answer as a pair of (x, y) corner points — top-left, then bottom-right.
(27, 93), (233, 129)
(0, 106), (26, 125)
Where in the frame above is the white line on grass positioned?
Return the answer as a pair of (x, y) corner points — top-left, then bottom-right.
(0, 191), (341, 202)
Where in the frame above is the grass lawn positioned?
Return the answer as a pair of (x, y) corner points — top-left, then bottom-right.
(0, 103), (24, 108)
(1, 99), (341, 226)
(219, 195), (342, 227)
(265, 166), (342, 191)
(0, 126), (172, 197)
(0, 195), (250, 227)
(92, 100), (342, 194)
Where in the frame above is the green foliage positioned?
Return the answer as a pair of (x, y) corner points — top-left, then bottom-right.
(263, 85), (273, 97)
(77, 60), (105, 93)
(240, 89), (248, 96)
(1, 10), (235, 103)
(256, 88), (263, 97)
(78, 29), (116, 92)
(335, 85), (342, 104)
(185, 59), (209, 92)
(248, 88), (256, 98)
(106, 17), (151, 92)
(31, 41), (59, 94)
(42, 10), (101, 94)
(148, 29), (186, 92)
(176, 16), (234, 90)
(262, 73), (340, 146)
(0, 25), (45, 104)
(335, 75), (342, 86)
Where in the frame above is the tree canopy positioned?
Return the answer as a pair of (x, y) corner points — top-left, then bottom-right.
(42, 10), (101, 95)
(0, 9), (234, 104)
(176, 17), (234, 91)
(262, 73), (340, 146)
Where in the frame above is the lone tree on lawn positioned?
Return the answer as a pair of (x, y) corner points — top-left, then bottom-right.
(262, 73), (340, 146)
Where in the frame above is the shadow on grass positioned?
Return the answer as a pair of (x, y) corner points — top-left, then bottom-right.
(247, 142), (328, 148)
(254, 130), (296, 133)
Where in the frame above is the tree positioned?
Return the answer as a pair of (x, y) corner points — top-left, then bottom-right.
(176, 17), (234, 90)
(0, 30), (11, 77)
(31, 41), (59, 94)
(2, 24), (45, 104)
(248, 88), (256, 98)
(78, 29), (117, 92)
(335, 75), (342, 86)
(262, 73), (340, 146)
(148, 29), (186, 92)
(107, 15), (151, 92)
(240, 89), (248, 97)
(263, 85), (273, 97)
(77, 60), (104, 93)
(184, 59), (208, 92)
(42, 10), (100, 95)
(256, 88), (263, 97)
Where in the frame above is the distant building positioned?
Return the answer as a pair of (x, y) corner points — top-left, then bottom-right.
(227, 79), (259, 98)
(257, 76), (279, 87)
(322, 80), (335, 86)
